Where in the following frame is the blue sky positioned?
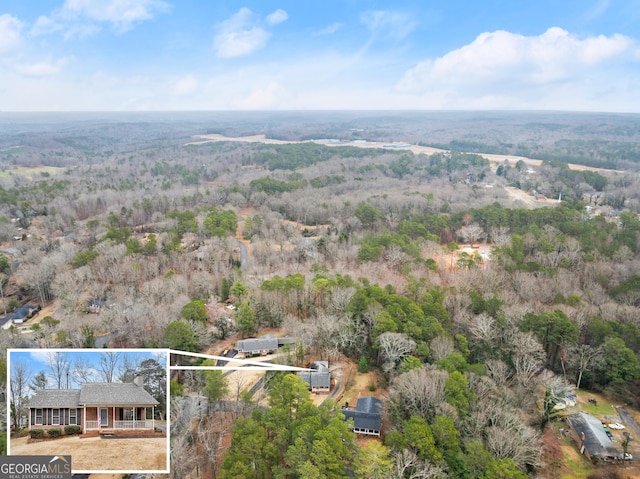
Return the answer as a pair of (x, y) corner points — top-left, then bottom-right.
(0, 0), (639, 111)
(9, 349), (167, 391)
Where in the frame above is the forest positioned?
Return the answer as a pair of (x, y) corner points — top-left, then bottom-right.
(1, 111), (640, 478)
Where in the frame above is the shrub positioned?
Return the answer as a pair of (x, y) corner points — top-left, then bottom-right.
(64, 425), (81, 435)
(358, 356), (369, 373)
(47, 428), (61, 438)
(29, 429), (44, 439)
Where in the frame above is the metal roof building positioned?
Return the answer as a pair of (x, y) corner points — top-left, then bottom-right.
(567, 412), (620, 462)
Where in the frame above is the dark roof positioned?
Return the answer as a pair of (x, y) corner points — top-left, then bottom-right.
(356, 396), (383, 415)
(5, 304), (39, 321)
(297, 361), (330, 388)
(79, 383), (159, 406)
(297, 370), (330, 388)
(342, 410), (382, 431)
(30, 389), (81, 408)
(342, 396), (384, 432)
(568, 413), (620, 458)
(237, 337), (279, 353)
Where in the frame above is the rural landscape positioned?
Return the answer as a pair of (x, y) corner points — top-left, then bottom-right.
(2, 110), (640, 479)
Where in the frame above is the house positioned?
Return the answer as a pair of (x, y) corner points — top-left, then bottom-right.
(567, 412), (620, 462)
(342, 396), (384, 437)
(236, 336), (279, 357)
(87, 299), (107, 314)
(297, 361), (331, 393)
(1, 304), (40, 330)
(28, 377), (159, 434)
(236, 335), (294, 357)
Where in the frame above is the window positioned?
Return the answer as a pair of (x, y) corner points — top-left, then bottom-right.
(52, 409), (60, 425)
(35, 409), (43, 425)
(69, 408), (77, 425)
(123, 408), (133, 421)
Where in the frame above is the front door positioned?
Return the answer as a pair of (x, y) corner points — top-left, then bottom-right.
(99, 408), (108, 428)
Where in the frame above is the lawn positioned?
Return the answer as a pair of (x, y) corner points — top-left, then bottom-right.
(576, 389), (617, 416)
(9, 435), (168, 472)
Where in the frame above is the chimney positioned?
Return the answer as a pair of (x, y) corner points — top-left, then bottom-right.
(133, 375), (144, 388)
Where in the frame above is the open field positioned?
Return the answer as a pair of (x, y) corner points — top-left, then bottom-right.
(9, 435), (168, 472)
(0, 165), (64, 180)
(190, 133), (617, 174)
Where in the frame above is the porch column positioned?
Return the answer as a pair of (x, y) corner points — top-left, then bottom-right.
(28, 408), (31, 429)
(112, 406), (115, 429)
(83, 407), (86, 433)
(152, 406), (155, 430)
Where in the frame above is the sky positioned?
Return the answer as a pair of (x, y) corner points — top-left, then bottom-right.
(0, 0), (639, 112)
(9, 349), (167, 391)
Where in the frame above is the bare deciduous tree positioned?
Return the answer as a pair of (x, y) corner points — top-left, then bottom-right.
(392, 449), (447, 479)
(99, 351), (122, 383)
(458, 224), (485, 247)
(389, 366), (448, 422)
(377, 332), (416, 373)
(566, 343), (604, 389)
(47, 351), (71, 389)
(10, 361), (31, 431)
(429, 335), (455, 362)
(489, 226), (511, 246)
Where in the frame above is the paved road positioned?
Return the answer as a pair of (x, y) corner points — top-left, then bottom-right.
(232, 238), (247, 271)
(616, 406), (640, 440)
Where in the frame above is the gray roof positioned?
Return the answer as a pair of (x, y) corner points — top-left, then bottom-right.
(237, 337), (279, 353)
(356, 396), (383, 415)
(297, 371), (331, 388)
(297, 361), (330, 388)
(30, 389), (81, 408)
(568, 413), (620, 458)
(342, 396), (384, 431)
(79, 383), (159, 406)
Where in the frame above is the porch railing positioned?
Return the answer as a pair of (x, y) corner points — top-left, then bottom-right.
(113, 420), (154, 429)
(85, 420), (99, 430)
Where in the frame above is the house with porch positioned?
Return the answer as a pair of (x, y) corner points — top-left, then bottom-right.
(341, 396), (384, 437)
(28, 378), (159, 434)
(297, 360), (331, 393)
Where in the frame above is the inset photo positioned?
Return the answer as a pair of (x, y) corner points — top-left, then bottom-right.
(7, 348), (169, 474)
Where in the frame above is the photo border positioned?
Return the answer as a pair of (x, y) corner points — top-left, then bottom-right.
(6, 347), (170, 474)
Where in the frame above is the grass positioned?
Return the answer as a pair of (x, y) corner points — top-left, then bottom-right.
(0, 166), (65, 180)
(559, 436), (594, 479)
(576, 389), (617, 416)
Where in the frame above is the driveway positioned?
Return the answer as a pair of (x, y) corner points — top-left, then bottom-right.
(616, 407), (640, 440)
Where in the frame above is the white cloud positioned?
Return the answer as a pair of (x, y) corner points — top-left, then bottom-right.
(30, 350), (55, 364)
(16, 62), (62, 77)
(0, 14), (24, 53)
(30, 0), (171, 37)
(172, 75), (199, 96)
(30, 15), (63, 36)
(61, 0), (171, 32)
(236, 81), (285, 109)
(266, 9), (288, 26)
(398, 27), (638, 100)
(360, 10), (416, 41)
(213, 8), (273, 58)
(313, 22), (343, 36)
(15, 59), (67, 77)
